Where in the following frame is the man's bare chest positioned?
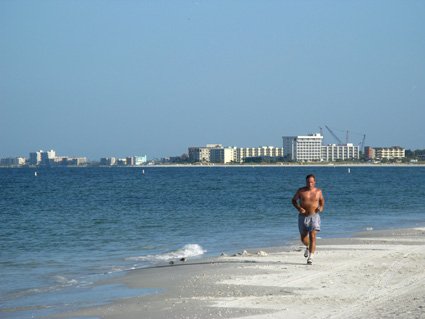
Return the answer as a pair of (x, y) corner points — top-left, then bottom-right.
(300, 190), (319, 202)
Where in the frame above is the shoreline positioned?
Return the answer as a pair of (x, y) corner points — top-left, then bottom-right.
(2, 162), (425, 169)
(51, 226), (425, 319)
(142, 163), (425, 168)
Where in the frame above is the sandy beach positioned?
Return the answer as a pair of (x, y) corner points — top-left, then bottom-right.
(54, 227), (425, 319)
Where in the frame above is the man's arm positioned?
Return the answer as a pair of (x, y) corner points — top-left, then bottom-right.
(292, 190), (306, 214)
(316, 190), (325, 213)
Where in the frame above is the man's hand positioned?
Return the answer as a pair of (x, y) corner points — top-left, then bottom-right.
(298, 207), (306, 214)
(315, 206), (322, 213)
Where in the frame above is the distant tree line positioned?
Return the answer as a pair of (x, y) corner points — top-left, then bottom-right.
(405, 149), (425, 158)
(243, 156), (285, 163)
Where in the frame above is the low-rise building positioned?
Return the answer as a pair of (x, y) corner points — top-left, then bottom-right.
(375, 146), (405, 160)
(365, 146), (405, 160)
(322, 144), (360, 161)
(188, 144), (222, 163)
(116, 158), (127, 165)
(210, 147), (237, 164)
(66, 157), (88, 166)
(364, 146), (375, 160)
(134, 155), (148, 165)
(237, 146), (284, 163)
(189, 144), (284, 163)
(100, 157), (117, 166)
(0, 157), (26, 166)
(99, 155), (146, 166)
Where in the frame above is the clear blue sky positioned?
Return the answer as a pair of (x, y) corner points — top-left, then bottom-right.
(1, 1), (424, 160)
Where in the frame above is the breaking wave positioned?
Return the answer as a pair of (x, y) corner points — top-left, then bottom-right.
(126, 244), (206, 262)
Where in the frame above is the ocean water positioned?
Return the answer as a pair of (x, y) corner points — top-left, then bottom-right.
(1, 166), (425, 318)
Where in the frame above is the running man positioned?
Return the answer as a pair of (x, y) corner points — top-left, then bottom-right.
(292, 174), (325, 265)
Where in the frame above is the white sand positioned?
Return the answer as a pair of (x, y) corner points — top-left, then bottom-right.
(54, 227), (425, 319)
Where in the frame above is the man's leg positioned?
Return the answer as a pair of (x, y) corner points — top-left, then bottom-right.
(306, 230), (317, 264)
(309, 214), (320, 255)
(298, 215), (309, 257)
(300, 231), (309, 258)
(309, 230), (317, 254)
(300, 231), (309, 247)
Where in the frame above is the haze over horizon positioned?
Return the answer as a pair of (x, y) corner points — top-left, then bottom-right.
(1, 1), (424, 160)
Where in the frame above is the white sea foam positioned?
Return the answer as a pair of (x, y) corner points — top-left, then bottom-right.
(127, 244), (206, 262)
(53, 275), (78, 286)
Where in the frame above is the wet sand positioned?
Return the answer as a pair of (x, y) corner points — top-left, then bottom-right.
(53, 227), (425, 319)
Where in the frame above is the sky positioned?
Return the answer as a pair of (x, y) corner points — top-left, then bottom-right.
(1, 0), (424, 160)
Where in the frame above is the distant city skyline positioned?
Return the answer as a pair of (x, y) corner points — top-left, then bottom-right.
(0, 132), (420, 162)
(1, 1), (424, 159)
(0, 142), (413, 166)
(0, 128), (423, 161)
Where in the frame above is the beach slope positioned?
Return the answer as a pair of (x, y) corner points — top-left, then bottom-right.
(57, 227), (425, 319)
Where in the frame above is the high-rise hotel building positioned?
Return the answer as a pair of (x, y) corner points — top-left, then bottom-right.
(282, 133), (323, 162)
(283, 133), (361, 162)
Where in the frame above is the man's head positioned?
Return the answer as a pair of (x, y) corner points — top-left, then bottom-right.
(306, 174), (316, 189)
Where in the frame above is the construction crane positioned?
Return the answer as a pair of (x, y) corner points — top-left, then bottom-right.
(324, 125), (366, 151)
(325, 125), (343, 144)
(359, 134), (366, 151)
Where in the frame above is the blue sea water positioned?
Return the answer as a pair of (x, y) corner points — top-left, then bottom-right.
(1, 166), (425, 318)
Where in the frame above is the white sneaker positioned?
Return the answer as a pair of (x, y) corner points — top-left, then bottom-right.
(307, 252), (314, 265)
(304, 248), (309, 258)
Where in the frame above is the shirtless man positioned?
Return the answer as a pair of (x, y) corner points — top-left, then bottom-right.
(292, 174), (325, 265)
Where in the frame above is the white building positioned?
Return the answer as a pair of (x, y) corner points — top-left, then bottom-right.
(41, 150), (56, 165)
(29, 150), (57, 165)
(283, 133), (364, 162)
(373, 147), (405, 160)
(210, 147), (236, 164)
(236, 146), (284, 163)
(134, 155), (148, 165)
(321, 144), (360, 161)
(282, 134), (323, 162)
(188, 144), (222, 163)
(29, 151), (42, 165)
(189, 145), (283, 163)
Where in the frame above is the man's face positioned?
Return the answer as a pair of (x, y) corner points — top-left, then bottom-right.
(306, 177), (316, 189)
